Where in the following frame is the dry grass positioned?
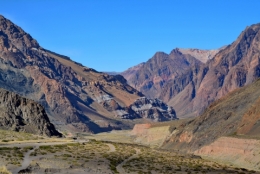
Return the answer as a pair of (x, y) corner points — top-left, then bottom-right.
(0, 130), (41, 142)
(0, 166), (11, 174)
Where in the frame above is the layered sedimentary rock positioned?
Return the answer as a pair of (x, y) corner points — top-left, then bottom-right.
(162, 79), (260, 152)
(195, 137), (260, 171)
(0, 88), (61, 137)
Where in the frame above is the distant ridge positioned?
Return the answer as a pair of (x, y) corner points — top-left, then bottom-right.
(122, 22), (260, 118)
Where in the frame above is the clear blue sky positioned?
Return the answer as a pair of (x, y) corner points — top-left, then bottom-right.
(1, 0), (260, 72)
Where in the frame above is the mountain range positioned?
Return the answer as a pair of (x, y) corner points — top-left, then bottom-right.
(122, 23), (260, 118)
(0, 14), (260, 136)
(0, 15), (177, 134)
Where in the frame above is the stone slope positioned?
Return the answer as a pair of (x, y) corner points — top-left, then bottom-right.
(121, 49), (203, 99)
(178, 48), (221, 63)
(121, 62), (145, 82)
(130, 79), (260, 170)
(162, 79), (260, 152)
(0, 15), (175, 133)
(167, 23), (260, 117)
(194, 137), (260, 171)
(0, 88), (61, 137)
(130, 97), (176, 121)
(122, 23), (260, 118)
(121, 48), (221, 100)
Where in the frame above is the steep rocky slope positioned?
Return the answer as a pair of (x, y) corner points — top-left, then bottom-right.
(162, 78), (260, 152)
(194, 137), (260, 171)
(130, 97), (176, 121)
(123, 23), (260, 118)
(166, 24), (260, 117)
(121, 48), (220, 99)
(131, 79), (260, 170)
(121, 49), (203, 98)
(0, 15), (175, 133)
(171, 22), (260, 117)
(0, 88), (61, 137)
(121, 63), (145, 82)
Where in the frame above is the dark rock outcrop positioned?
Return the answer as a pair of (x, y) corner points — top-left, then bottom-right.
(0, 88), (61, 137)
(99, 96), (177, 121)
(130, 97), (177, 121)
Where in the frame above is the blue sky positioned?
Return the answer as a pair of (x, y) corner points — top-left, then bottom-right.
(1, 1), (260, 72)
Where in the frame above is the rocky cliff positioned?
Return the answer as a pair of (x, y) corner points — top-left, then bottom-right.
(0, 88), (61, 137)
(0, 15), (175, 133)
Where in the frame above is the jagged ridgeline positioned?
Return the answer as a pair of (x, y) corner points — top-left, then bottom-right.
(0, 15), (177, 133)
(122, 23), (260, 119)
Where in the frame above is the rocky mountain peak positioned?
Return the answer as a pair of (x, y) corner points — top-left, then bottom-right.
(0, 15), (39, 51)
(170, 48), (183, 55)
(122, 22), (260, 119)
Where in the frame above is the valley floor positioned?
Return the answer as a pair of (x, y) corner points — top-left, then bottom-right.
(0, 130), (259, 174)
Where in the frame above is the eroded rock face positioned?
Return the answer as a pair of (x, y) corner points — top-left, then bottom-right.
(168, 24), (260, 117)
(178, 48), (223, 63)
(195, 137), (260, 171)
(122, 23), (260, 119)
(0, 88), (61, 137)
(162, 79), (260, 152)
(0, 15), (147, 133)
(130, 97), (177, 121)
(121, 50), (203, 99)
(99, 96), (177, 121)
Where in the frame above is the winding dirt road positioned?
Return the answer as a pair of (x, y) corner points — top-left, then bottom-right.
(116, 148), (141, 174)
(106, 143), (116, 152)
(0, 141), (86, 174)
